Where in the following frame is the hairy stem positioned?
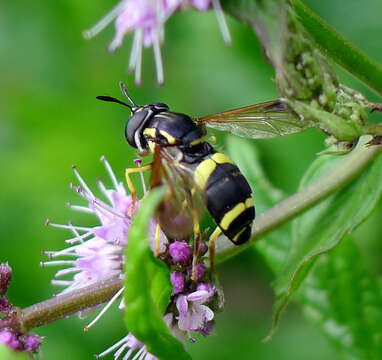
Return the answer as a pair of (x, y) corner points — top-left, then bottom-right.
(19, 138), (381, 331)
(21, 276), (122, 331)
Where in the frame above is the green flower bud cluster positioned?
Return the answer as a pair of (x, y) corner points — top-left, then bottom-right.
(279, 4), (371, 145)
(223, 0), (382, 146)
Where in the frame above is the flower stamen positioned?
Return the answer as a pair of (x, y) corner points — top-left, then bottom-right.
(133, 29), (144, 85)
(83, 1), (126, 39)
(40, 260), (76, 267)
(84, 286), (125, 332)
(47, 221), (93, 233)
(152, 30), (164, 85)
(212, 0), (231, 46)
(72, 165), (96, 198)
(100, 156), (120, 191)
(67, 202), (93, 214)
(95, 335), (129, 358)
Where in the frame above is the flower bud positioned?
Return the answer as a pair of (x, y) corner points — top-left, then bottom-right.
(170, 272), (185, 296)
(0, 330), (20, 350)
(188, 263), (205, 280)
(0, 296), (11, 313)
(0, 263), (12, 296)
(20, 333), (42, 353)
(169, 241), (192, 263)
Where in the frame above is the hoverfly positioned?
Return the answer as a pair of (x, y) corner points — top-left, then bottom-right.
(97, 83), (309, 278)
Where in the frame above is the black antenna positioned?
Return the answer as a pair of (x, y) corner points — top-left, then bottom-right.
(119, 82), (137, 108)
(96, 95), (132, 110)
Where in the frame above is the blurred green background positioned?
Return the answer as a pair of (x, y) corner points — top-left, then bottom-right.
(1, 0), (382, 359)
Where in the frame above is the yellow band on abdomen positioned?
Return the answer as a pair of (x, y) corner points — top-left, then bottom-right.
(211, 153), (234, 165)
(220, 202), (246, 231)
(194, 158), (216, 190)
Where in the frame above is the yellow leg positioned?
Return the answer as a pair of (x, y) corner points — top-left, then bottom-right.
(179, 199), (188, 215)
(208, 227), (222, 276)
(125, 164), (152, 216)
(155, 222), (161, 257)
(191, 208), (201, 281)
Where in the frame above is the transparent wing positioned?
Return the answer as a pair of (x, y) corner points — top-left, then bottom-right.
(151, 146), (206, 240)
(197, 100), (313, 139)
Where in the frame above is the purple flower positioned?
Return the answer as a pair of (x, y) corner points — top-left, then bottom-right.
(43, 237), (123, 293)
(84, 0), (231, 85)
(20, 333), (42, 353)
(190, 0), (211, 11)
(171, 271), (185, 295)
(0, 263), (11, 295)
(175, 289), (215, 333)
(196, 282), (216, 302)
(188, 262), (205, 279)
(0, 330), (20, 350)
(43, 156), (222, 356)
(169, 241), (192, 263)
(0, 264), (12, 313)
(0, 295), (10, 313)
(95, 332), (155, 360)
(42, 157), (167, 293)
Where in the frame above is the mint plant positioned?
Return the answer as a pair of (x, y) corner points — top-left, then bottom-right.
(1, 1), (382, 359)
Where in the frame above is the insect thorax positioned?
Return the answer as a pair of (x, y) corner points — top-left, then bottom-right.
(143, 111), (206, 148)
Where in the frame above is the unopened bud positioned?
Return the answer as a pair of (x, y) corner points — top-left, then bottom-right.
(20, 333), (42, 353)
(169, 241), (192, 263)
(0, 263), (12, 296)
(0, 330), (20, 350)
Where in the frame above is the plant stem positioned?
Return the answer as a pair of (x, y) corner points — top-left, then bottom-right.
(21, 276), (122, 331)
(214, 136), (382, 263)
(19, 138), (381, 331)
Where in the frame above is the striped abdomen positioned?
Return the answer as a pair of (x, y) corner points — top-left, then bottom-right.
(193, 152), (255, 245)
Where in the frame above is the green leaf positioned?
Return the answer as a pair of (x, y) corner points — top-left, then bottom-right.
(124, 188), (191, 360)
(293, 0), (382, 98)
(271, 146), (382, 336)
(299, 236), (382, 359)
(0, 345), (29, 360)
(226, 135), (291, 273)
(222, 0), (288, 81)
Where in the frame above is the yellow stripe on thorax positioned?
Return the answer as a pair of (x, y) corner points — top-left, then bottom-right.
(159, 130), (176, 145)
(189, 138), (203, 146)
(143, 127), (157, 138)
(194, 158), (216, 190)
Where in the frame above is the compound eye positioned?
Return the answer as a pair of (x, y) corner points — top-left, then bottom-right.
(125, 111), (147, 148)
(152, 102), (169, 111)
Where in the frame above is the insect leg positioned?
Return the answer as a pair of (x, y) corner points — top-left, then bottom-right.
(179, 199), (188, 215)
(125, 163), (152, 216)
(191, 206), (201, 281)
(208, 226), (222, 276)
(154, 222), (161, 257)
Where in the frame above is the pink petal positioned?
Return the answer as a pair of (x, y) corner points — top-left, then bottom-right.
(187, 289), (209, 302)
(176, 295), (188, 316)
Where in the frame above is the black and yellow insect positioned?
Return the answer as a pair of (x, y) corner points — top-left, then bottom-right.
(97, 83), (301, 274)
